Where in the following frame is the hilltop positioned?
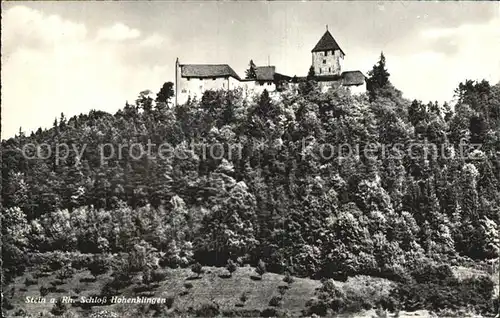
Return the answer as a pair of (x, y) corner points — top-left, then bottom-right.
(2, 56), (499, 317)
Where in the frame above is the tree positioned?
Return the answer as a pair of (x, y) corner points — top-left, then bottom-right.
(307, 65), (315, 79)
(300, 66), (318, 95)
(136, 90), (154, 113)
(156, 82), (175, 105)
(366, 52), (391, 101)
(245, 60), (257, 79)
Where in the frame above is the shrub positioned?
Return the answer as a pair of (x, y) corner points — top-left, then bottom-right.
(56, 265), (76, 280)
(133, 284), (154, 293)
(51, 298), (68, 316)
(374, 306), (388, 318)
(269, 296), (282, 307)
(48, 252), (71, 271)
(24, 275), (38, 286)
(165, 296), (175, 309)
(142, 267), (152, 285)
(2, 297), (14, 310)
(342, 276), (395, 311)
(151, 269), (168, 283)
(13, 309), (28, 316)
(100, 281), (118, 299)
(195, 302), (220, 317)
(278, 285), (288, 295)
(392, 274), (495, 314)
(283, 272), (294, 284)
(40, 285), (49, 296)
(149, 300), (173, 317)
(184, 282), (194, 289)
(256, 259), (266, 277)
(103, 272), (133, 294)
(191, 262), (203, 277)
(240, 292), (248, 303)
(71, 254), (94, 270)
(411, 263), (455, 284)
(261, 308), (280, 317)
(88, 256), (109, 277)
(226, 259), (237, 277)
(305, 278), (382, 315)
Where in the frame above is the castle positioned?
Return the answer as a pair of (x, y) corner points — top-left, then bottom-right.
(175, 27), (366, 105)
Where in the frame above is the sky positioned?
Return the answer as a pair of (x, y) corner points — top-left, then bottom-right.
(2, 1), (499, 139)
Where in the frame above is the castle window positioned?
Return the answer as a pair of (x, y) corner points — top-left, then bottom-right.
(319, 69), (322, 74)
(325, 51), (328, 56)
(329, 67), (331, 72)
(323, 59), (326, 64)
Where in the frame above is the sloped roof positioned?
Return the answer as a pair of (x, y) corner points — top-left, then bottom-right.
(341, 71), (366, 86)
(181, 64), (241, 80)
(312, 30), (345, 55)
(255, 66), (276, 81)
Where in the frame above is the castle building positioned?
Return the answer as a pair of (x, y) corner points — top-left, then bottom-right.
(311, 28), (345, 76)
(175, 27), (366, 105)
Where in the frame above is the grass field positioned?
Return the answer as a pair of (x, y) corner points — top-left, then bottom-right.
(3, 262), (497, 317)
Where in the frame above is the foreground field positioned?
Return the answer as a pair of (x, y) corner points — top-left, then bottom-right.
(4, 261), (497, 317)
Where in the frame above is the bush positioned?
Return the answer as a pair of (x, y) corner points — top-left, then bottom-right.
(195, 302), (220, 317)
(226, 259), (237, 277)
(13, 309), (28, 316)
(142, 267), (152, 285)
(256, 259), (266, 277)
(283, 272), (294, 284)
(104, 271), (133, 294)
(184, 282), (194, 289)
(191, 262), (203, 277)
(342, 276), (395, 311)
(240, 292), (248, 303)
(151, 269), (168, 283)
(411, 263), (455, 284)
(392, 274), (495, 314)
(40, 285), (49, 296)
(51, 298), (68, 316)
(2, 297), (14, 310)
(261, 308), (280, 317)
(88, 256), (109, 277)
(269, 296), (282, 307)
(24, 275), (38, 286)
(48, 252), (71, 271)
(71, 254), (94, 270)
(278, 285), (288, 295)
(56, 265), (76, 280)
(305, 278), (380, 315)
(165, 296), (175, 309)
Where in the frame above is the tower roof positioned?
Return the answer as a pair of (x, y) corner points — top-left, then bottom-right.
(311, 30), (345, 55)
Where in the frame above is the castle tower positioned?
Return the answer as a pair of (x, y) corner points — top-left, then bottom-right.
(311, 26), (345, 76)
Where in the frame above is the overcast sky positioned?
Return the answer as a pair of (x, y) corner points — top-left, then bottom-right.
(2, 1), (499, 139)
